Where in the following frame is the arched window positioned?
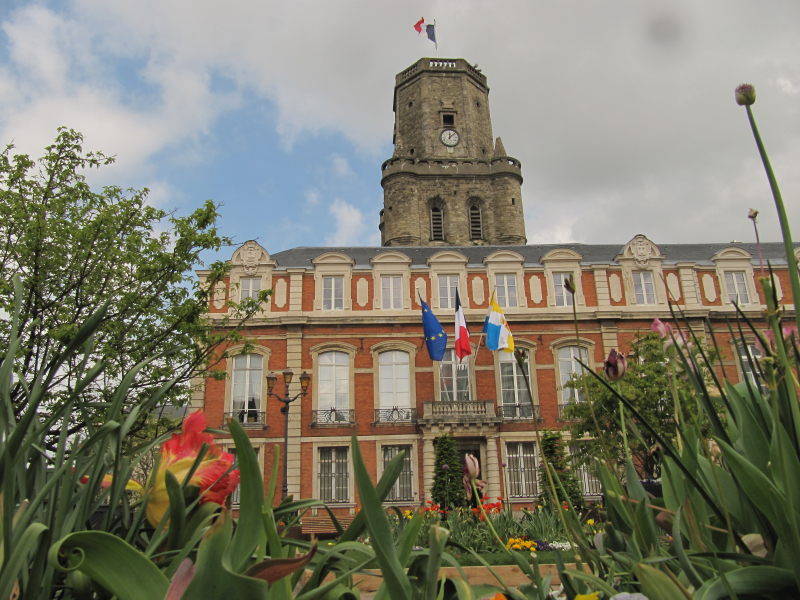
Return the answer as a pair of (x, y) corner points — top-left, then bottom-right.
(439, 349), (471, 402)
(231, 354), (264, 424)
(469, 205), (483, 240)
(430, 206), (444, 241)
(378, 351), (411, 409)
(499, 350), (534, 419)
(318, 351), (349, 411)
(557, 345), (590, 416)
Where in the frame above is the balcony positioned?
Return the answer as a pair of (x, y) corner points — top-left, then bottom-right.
(558, 403), (579, 421)
(498, 403), (542, 421)
(374, 407), (417, 425)
(311, 408), (355, 427)
(225, 410), (267, 428)
(420, 401), (499, 426)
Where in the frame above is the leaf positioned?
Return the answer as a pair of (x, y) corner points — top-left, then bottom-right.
(694, 566), (796, 599)
(47, 531), (169, 600)
(634, 563), (691, 600)
(165, 559), (196, 600)
(0, 522), (46, 600)
(227, 418), (265, 571)
(245, 545), (317, 583)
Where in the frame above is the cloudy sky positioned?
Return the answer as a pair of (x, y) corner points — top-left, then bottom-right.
(2, 1), (798, 262)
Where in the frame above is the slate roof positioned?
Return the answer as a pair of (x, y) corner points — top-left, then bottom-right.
(269, 242), (796, 270)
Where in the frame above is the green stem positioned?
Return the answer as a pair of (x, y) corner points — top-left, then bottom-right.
(471, 479), (506, 552)
(745, 104), (800, 334)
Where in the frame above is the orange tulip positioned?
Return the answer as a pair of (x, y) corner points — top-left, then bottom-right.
(145, 411), (239, 527)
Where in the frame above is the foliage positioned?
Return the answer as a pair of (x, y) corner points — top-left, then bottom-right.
(430, 434), (467, 511)
(564, 332), (706, 479)
(538, 431), (584, 510)
(0, 128), (267, 444)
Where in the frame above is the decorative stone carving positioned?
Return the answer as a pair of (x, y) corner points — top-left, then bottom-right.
(618, 234), (662, 266)
(666, 273), (681, 302)
(212, 281), (226, 309)
(609, 273), (622, 302)
(356, 278), (369, 307)
(702, 274), (717, 302)
(240, 241), (262, 275)
(471, 277), (485, 305)
(530, 275), (542, 304)
(274, 278), (287, 308)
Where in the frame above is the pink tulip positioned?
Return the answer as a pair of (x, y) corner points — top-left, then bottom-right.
(463, 453), (480, 479)
(650, 318), (672, 338)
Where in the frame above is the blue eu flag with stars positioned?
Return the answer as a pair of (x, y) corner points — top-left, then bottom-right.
(421, 299), (447, 361)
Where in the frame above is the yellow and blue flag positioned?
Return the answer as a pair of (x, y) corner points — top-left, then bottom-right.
(421, 299), (447, 361)
(482, 293), (514, 352)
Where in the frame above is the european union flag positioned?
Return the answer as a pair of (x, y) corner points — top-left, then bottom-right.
(421, 299), (447, 361)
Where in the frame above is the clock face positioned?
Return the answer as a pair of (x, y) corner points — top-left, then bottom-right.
(440, 129), (460, 147)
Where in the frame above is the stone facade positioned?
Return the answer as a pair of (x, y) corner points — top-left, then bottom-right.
(380, 58), (526, 247)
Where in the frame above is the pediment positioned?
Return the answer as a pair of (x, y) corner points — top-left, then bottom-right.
(617, 234), (663, 265)
(231, 241), (274, 274)
(312, 251), (356, 266)
(483, 250), (524, 265)
(541, 248), (582, 262)
(712, 247), (752, 261)
(428, 250), (468, 266)
(371, 251), (412, 266)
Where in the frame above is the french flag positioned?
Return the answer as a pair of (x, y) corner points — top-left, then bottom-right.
(454, 289), (471, 361)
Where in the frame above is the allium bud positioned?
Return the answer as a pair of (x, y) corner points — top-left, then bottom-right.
(563, 275), (576, 295)
(748, 208), (759, 221)
(603, 349), (627, 382)
(735, 83), (756, 106)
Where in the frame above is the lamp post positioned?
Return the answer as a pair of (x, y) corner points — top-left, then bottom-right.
(266, 369), (311, 500)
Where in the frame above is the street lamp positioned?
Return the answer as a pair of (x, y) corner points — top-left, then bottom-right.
(266, 369), (311, 499)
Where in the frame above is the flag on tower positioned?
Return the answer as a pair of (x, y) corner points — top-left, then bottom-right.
(413, 17), (424, 33)
(454, 289), (471, 361)
(421, 298), (447, 361)
(483, 292), (515, 352)
(426, 23), (437, 44)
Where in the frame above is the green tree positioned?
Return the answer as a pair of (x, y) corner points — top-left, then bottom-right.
(538, 431), (584, 509)
(563, 332), (706, 480)
(0, 128), (265, 443)
(430, 435), (466, 511)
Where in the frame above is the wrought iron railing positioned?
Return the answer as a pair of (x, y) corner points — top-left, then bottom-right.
(312, 408), (355, 426)
(225, 410), (267, 427)
(374, 407), (417, 424)
(558, 402), (579, 421)
(498, 404), (542, 421)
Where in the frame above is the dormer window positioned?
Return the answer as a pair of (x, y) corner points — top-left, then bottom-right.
(430, 207), (444, 241)
(469, 205), (483, 240)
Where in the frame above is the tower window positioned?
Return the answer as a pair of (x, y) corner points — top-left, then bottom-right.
(442, 113), (455, 127)
(469, 205), (483, 240)
(430, 207), (444, 241)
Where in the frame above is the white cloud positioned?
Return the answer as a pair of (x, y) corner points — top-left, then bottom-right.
(331, 154), (353, 178)
(325, 198), (373, 246)
(305, 189), (321, 206)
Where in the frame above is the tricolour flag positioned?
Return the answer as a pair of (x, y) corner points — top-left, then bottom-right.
(454, 289), (471, 361)
(413, 17), (425, 33)
(421, 299), (447, 361)
(425, 23), (437, 44)
(482, 292), (515, 352)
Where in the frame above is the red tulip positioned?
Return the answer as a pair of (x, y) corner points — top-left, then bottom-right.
(603, 349), (626, 382)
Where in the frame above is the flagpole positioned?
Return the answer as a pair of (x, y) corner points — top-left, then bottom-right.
(433, 19), (438, 55)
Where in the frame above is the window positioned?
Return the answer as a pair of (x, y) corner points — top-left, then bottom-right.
(557, 346), (589, 409)
(633, 271), (656, 305)
(383, 445), (414, 501)
(552, 272), (574, 307)
(571, 444), (602, 496)
(506, 442), (538, 498)
(381, 275), (403, 309)
(318, 447), (349, 503)
(318, 351), (349, 411)
(439, 348), (471, 402)
(495, 274), (518, 307)
(500, 350), (534, 418)
(322, 276), (344, 310)
(469, 205), (483, 240)
(231, 354), (263, 423)
(438, 274), (459, 309)
(430, 207), (444, 241)
(239, 277), (261, 301)
(442, 113), (455, 127)
(738, 343), (762, 388)
(228, 446), (260, 505)
(378, 351), (410, 409)
(725, 271), (750, 304)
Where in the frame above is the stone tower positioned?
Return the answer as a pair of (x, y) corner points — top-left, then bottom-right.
(379, 58), (527, 247)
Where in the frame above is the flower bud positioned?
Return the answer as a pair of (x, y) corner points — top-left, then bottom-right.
(563, 275), (576, 295)
(748, 208), (759, 221)
(650, 318), (672, 339)
(604, 349), (627, 381)
(463, 453), (480, 479)
(735, 83), (756, 106)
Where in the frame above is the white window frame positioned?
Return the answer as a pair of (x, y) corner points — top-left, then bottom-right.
(633, 270), (656, 305)
(495, 273), (518, 308)
(498, 349), (535, 418)
(438, 348), (472, 402)
(505, 441), (539, 498)
(438, 274), (459, 309)
(737, 342), (762, 388)
(552, 272), (574, 307)
(322, 275), (344, 310)
(556, 345), (590, 406)
(231, 353), (264, 415)
(725, 271), (751, 305)
(378, 350), (411, 409)
(381, 275), (403, 309)
(238, 277), (262, 301)
(317, 350), (350, 411)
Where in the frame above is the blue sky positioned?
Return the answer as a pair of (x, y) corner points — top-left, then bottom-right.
(2, 1), (799, 268)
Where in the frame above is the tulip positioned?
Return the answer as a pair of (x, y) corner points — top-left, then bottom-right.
(735, 83), (756, 106)
(463, 453), (480, 479)
(78, 472), (142, 492)
(145, 411), (240, 528)
(650, 318), (672, 338)
(603, 349), (626, 381)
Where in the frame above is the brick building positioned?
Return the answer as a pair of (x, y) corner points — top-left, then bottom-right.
(197, 58), (797, 527)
